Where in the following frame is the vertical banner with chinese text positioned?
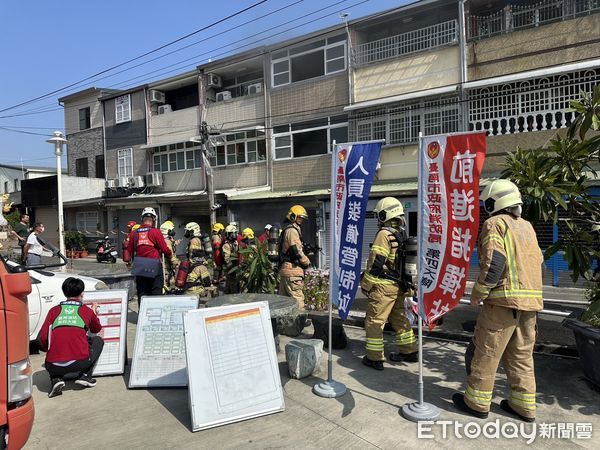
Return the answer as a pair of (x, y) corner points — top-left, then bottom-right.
(331, 141), (382, 320)
(418, 132), (486, 327)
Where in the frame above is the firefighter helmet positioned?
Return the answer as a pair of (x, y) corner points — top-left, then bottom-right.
(481, 179), (522, 215)
(141, 207), (157, 221)
(225, 223), (237, 240)
(242, 227), (255, 239)
(127, 220), (137, 229)
(373, 197), (404, 223)
(212, 222), (224, 233)
(132, 224), (141, 231)
(287, 205), (308, 222)
(160, 220), (175, 236)
(591, 223), (600, 233)
(264, 223), (272, 231)
(184, 222), (201, 237)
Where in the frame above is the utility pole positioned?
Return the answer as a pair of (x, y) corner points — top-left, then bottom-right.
(200, 121), (217, 225)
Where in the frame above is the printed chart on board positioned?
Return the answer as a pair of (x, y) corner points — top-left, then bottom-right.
(82, 290), (128, 376)
(184, 301), (284, 431)
(129, 295), (198, 388)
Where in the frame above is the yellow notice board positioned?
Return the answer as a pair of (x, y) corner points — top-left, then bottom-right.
(184, 301), (284, 431)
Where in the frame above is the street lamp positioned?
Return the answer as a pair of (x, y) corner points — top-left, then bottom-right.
(46, 131), (67, 267)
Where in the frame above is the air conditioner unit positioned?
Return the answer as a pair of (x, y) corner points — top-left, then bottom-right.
(118, 177), (130, 188)
(105, 179), (116, 189)
(128, 176), (145, 188)
(216, 91), (232, 102)
(158, 104), (172, 115)
(149, 90), (165, 104)
(145, 172), (163, 187)
(207, 73), (222, 89)
(247, 82), (263, 95)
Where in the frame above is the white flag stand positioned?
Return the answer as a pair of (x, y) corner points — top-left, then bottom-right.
(401, 312), (440, 421)
(314, 139), (346, 398)
(401, 132), (440, 421)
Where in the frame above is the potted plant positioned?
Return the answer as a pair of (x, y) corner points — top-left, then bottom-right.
(64, 231), (79, 258)
(563, 283), (600, 387)
(500, 86), (600, 387)
(78, 233), (89, 257)
(235, 238), (278, 294)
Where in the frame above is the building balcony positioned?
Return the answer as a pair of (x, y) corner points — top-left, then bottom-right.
(205, 94), (265, 132)
(468, 0), (600, 40)
(149, 106), (200, 145)
(351, 19), (458, 68)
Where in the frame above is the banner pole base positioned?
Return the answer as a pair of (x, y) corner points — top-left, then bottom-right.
(313, 379), (347, 398)
(401, 401), (440, 422)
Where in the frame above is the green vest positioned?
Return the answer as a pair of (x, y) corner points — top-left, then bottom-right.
(52, 302), (86, 330)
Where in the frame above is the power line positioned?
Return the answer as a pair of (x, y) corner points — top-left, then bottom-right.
(0, 0), (269, 114)
(0, 0), (357, 117)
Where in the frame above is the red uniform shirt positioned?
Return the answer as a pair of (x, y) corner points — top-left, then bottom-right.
(39, 300), (102, 363)
(127, 226), (172, 259)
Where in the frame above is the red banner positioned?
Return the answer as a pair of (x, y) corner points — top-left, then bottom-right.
(417, 133), (487, 328)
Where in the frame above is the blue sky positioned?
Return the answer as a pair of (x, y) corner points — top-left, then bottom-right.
(0, 0), (409, 168)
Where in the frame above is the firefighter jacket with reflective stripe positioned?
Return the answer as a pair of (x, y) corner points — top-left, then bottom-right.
(361, 228), (401, 293)
(471, 214), (543, 311)
(279, 223), (310, 277)
(223, 240), (238, 270)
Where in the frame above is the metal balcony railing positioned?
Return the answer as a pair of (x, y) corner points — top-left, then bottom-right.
(351, 20), (458, 67)
(468, 0), (600, 40)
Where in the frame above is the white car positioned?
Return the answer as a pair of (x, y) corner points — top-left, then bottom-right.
(5, 260), (108, 341)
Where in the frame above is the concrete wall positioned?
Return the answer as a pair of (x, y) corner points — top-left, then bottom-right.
(161, 168), (205, 192)
(205, 95), (265, 131)
(62, 176), (105, 202)
(214, 162), (267, 190)
(66, 127), (104, 177)
(105, 144), (148, 179)
(468, 14), (600, 80)
(0, 166), (22, 194)
(272, 155), (330, 191)
(150, 106), (199, 144)
(270, 74), (348, 125)
(64, 93), (103, 133)
(104, 91), (147, 150)
(353, 46), (460, 103)
(377, 144), (419, 181)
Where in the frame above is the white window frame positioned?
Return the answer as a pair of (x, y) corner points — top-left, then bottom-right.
(209, 131), (266, 168)
(271, 36), (347, 88)
(117, 148), (133, 177)
(272, 116), (349, 160)
(76, 211), (98, 233)
(152, 142), (203, 173)
(115, 94), (131, 124)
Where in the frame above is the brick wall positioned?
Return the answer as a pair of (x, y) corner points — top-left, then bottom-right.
(66, 127), (103, 177)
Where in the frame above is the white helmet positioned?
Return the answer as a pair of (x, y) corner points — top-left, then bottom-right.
(141, 207), (157, 221)
(481, 179), (522, 215)
(184, 222), (201, 238)
(373, 197), (404, 224)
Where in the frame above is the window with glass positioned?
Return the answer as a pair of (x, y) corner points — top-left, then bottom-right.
(208, 130), (266, 167)
(75, 157), (89, 177)
(273, 115), (348, 160)
(79, 107), (91, 130)
(115, 94), (131, 123)
(152, 141), (203, 173)
(117, 148), (133, 177)
(271, 35), (347, 87)
(76, 211), (98, 233)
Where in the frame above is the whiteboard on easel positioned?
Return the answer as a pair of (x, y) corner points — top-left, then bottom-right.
(184, 301), (284, 431)
(82, 289), (128, 376)
(129, 295), (198, 388)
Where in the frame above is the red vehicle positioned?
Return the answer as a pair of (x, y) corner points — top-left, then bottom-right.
(0, 253), (66, 449)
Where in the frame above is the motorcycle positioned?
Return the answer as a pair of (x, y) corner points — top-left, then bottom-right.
(96, 236), (118, 263)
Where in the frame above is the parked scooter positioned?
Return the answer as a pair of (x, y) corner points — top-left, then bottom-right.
(96, 236), (117, 263)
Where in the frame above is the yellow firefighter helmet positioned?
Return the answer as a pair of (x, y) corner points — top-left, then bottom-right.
(242, 227), (255, 239)
(212, 222), (224, 233)
(287, 205), (308, 222)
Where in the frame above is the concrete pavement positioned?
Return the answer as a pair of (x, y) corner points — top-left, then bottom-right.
(27, 301), (599, 449)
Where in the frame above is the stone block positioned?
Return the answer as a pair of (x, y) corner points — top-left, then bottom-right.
(285, 339), (324, 379)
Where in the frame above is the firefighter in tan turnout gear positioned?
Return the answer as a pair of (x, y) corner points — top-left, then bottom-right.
(181, 222), (213, 299)
(278, 205), (310, 310)
(222, 224), (239, 294)
(452, 179), (543, 422)
(159, 220), (180, 291)
(361, 197), (417, 371)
